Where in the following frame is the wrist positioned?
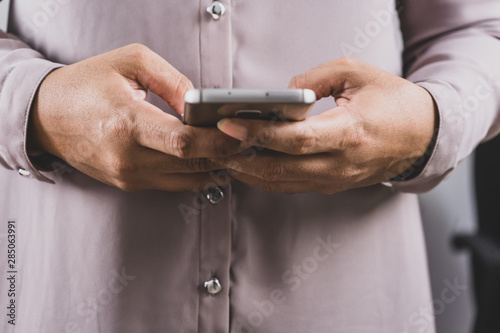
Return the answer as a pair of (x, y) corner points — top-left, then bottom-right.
(26, 68), (61, 159)
(391, 90), (439, 182)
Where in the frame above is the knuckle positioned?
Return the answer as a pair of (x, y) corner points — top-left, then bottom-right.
(168, 128), (192, 158)
(174, 75), (193, 98)
(126, 43), (150, 63)
(256, 127), (275, 146)
(169, 74), (193, 111)
(106, 113), (133, 140)
(109, 155), (137, 180)
(257, 181), (293, 194)
(289, 73), (308, 89)
(338, 56), (357, 67)
(259, 161), (285, 181)
(186, 158), (213, 172)
(337, 112), (365, 151)
(213, 136), (237, 157)
(321, 188), (338, 195)
(258, 181), (277, 193)
(290, 124), (316, 155)
(114, 180), (139, 192)
(318, 183), (339, 195)
(337, 164), (359, 181)
(348, 115), (365, 149)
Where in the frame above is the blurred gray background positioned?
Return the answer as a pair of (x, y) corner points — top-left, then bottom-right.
(420, 155), (476, 333)
(0, 1), (9, 32)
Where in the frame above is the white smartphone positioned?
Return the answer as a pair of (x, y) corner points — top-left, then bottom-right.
(182, 89), (316, 126)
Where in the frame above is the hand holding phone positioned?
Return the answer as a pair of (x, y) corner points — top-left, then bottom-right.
(182, 89), (316, 126)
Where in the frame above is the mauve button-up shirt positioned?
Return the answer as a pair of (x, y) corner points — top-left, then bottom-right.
(1, 1), (500, 332)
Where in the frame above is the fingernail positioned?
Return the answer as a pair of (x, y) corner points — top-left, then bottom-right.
(217, 118), (248, 141)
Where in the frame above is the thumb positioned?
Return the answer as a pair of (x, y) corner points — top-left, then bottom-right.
(288, 57), (370, 101)
(116, 44), (193, 115)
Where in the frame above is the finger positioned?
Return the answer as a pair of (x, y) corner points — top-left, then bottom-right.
(211, 150), (334, 182)
(127, 172), (231, 192)
(288, 57), (373, 100)
(92, 146), (230, 192)
(135, 147), (225, 173)
(217, 107), (360, 155)
(116, 44), (193, 115)
(134, 150), (232, 191)
(152, 173), (231, 192)
(230, 172), (321, 194)
(132, 101), (242, 158)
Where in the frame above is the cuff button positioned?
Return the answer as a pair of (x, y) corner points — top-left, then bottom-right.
(18, 168), (31, 177)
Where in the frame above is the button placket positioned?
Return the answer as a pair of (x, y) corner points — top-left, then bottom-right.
(200, 0), (233, 89)
(197, 185), (232, 332)
(197, 1), (233, 330)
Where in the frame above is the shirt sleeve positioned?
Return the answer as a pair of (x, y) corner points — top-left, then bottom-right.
(0, 31), (63, 184)
(391, 0), (500, 193)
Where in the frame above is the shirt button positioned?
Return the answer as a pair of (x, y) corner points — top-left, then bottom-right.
(206, 1), (225, 20)
(18, 168), (31, 177)
(204, 277), (222, 295)
(206, 187), (224, 205)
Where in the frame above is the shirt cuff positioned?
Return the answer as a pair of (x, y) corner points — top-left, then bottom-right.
(388, 81), (464, 193)
(0, 58), (64, 184)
